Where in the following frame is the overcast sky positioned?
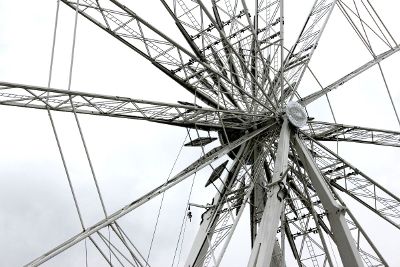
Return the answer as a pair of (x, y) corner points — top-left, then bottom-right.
(0, 0), (399, 266)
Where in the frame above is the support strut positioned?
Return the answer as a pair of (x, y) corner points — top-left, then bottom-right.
(293, 135), (364, 267)
(247, 119), (291, 267)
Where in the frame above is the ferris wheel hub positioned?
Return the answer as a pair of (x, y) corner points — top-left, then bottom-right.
(286, 101), (307, 128)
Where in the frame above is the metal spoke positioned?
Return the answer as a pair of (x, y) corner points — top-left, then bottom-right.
(61, 0), (232, 109)
(303, 120), (400, 147)
(0, 81), (266, 131)
(301, 135), (400, 230)
(300, 45), (400, 106)
(160, 0), (246, 110)
(25, 122), (274, 266)
(275, 0), (337, 103)
(1, 1), (399, 266)
(61, 0), (279, 113)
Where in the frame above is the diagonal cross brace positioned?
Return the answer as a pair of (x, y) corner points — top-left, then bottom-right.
(25, 122), (275, 267)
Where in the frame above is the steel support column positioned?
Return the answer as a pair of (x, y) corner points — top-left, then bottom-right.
(250, 146), (285, 267)
(293, 135), (364, 267)
(247, 119), (291, 267)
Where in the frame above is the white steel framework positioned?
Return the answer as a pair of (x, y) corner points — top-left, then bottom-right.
(0, 0), (399, 266)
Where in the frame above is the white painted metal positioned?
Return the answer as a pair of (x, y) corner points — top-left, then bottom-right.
(286, 101), (307, 128)
(184, 146), (246, 267)
(25, 125), (273, 267)
(293, 135), (364, 267)
(1, 0), (399, 265)
(250, 146), (286, 267)
(247, 119), (291, 267)
(271, 239), (285, 267)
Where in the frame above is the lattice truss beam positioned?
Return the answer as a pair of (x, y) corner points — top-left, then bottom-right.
(284, 136), (390, 267)
(301, 135), (400, 230)
(23, 122), (276, 266)
(275, 0), (337, 103)
(300, 0), (400, 106)
(161, 0), (284, 113)
(59, 0), (285, 113)
(22, 121), (398, 267)
(186, 133), (280, 267)
(186, 125), (398, 267)
(303, 121), (400, 147)
(0, 81), (265, 130)
(1, 0), (399, 266)
(4, 80), (400, 149)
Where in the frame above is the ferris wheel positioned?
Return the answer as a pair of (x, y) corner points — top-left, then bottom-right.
(0, 0), (400, 266)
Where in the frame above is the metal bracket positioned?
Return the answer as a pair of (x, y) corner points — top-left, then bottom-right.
(265, 166), (291, 189)
(188, 203), (216, 209)
(277, 182), (288, 202)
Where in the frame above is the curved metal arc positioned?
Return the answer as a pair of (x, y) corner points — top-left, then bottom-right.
(25, 122), (275, 267)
